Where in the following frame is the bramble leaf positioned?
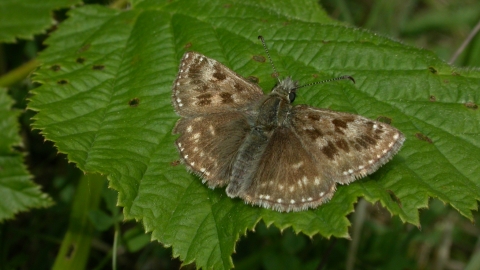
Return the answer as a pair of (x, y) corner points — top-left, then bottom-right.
(29, 1), (480, 268)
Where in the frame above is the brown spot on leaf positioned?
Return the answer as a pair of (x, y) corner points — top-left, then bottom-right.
(430, 95), (436, 102)
(78, 44), (91, 53)
(220, 92), (234, 104)
(247, 76), (259, 84)
(415, 133), (433, 143)
(377, 116), (392, 125)
(184, 42), (192, 49)
(252, 55), (266, 62)
(335, 139), (349, 152)
(92, 65), (105, 70)
(321, 141), (338, 159)
(171, 160), (181, 166)
(128, 98), (139, 107)
(387, 190), (402, 207)
(76, 57), (85, 64)
(57, 79), (68, 85)
(50, 65), (61, 71)
(428, 66), (437, 74)
(465, 102), (478, 110)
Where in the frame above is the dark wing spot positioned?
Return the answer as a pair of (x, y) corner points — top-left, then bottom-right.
(196, 93), (212, 106)
(234, 82), (245, 92)
(361, 135), (377, 145)
(332, 119), (348, 134)
(213, 71), (226, 81)
(307, 113), (320, 121)
(335, 139), (350, 152)
(355, 137), (369, 149)
(321, 141), (338, 160)
(304, 128), (323, 140)
(351, 140), (363, 151)
(355, 135), (376, 149)
(375, 128), (384, 134)
(220, 92), (234, 104)
(212, 64), (227, 81)
(332, 119), (347, 129)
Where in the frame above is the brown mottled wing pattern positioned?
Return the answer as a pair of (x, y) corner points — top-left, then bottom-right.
(172, 52), (264, 187)
(291, 105), (405, 184)
(240, 105), (405, 212)
(173, 113), (250, 188)
(241, 127), (336, 212)
(172, 52), (264, 117)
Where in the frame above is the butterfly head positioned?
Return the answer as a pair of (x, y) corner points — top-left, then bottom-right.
(273, 77), (299, 103)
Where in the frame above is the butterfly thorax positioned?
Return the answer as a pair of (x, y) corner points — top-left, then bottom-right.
(253, 77), (298, 130)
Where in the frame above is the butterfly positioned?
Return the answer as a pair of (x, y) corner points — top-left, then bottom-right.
(172, 36), (405, 212)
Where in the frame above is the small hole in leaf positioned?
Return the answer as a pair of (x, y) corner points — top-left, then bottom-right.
(247, 76), (259, 84)
(170, 160), (180, 166)
(50, 65), (61, 71)
(252, 55), (266, 63)
(92, 65), (105, 70)
(415, 133), (433, 144)
(428, 67), (437, 74)
(465, 102), (478, 110)
(76, 57), (85, 64)
(128, 98), (140, 107)
(78, 44), (91, 53)
(376, 116), (392, 125)
(184, 42), (192, 49)
(57, 79), (68, 85)
(429, 95), (436, 102)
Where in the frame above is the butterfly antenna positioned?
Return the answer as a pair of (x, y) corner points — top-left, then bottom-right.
(258, 36), (281, 83)
(294, 75), (355, 90)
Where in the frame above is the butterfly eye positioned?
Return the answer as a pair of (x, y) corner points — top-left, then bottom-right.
(288, 92), (296, 103)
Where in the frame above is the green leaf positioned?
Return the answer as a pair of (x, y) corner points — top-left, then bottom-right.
(29, 1), (480, 269)
(0, 0), (82, 43)
(0, 89), (52, 221)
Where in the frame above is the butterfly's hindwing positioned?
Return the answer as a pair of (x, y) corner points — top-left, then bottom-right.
(173, 112), (251, 188)
(238, 127), (336, 212)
